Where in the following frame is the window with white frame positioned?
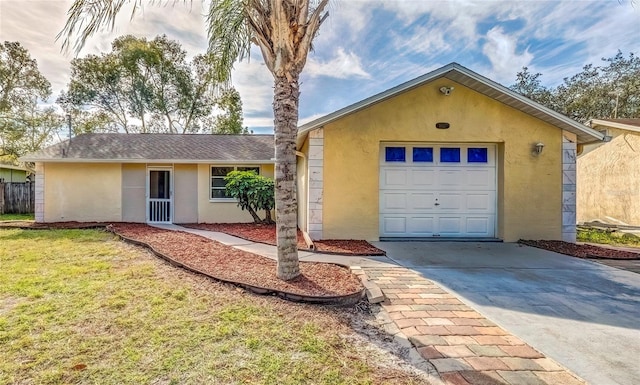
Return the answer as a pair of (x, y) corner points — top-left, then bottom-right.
(210, 166), (260, 200)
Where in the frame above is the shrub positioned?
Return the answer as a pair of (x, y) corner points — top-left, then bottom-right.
(224, 170), (275, 224)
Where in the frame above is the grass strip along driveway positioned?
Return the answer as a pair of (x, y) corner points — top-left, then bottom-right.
(0, 229), (431, 385)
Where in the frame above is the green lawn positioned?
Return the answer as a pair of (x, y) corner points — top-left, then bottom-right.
(0, 229), (424, 385)
(578, 228), (640, 247)
(0, 213), (34, 221)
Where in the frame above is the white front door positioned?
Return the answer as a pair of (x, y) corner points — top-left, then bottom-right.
(380, 143), (497, 238)
(147, 168), (172, 224)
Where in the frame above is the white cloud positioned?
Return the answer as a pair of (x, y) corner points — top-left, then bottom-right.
(306, 48), (371, 79)
(231, 56), (274, 116)
(482, 27), (533, 83)
(392, 25), (451, 58)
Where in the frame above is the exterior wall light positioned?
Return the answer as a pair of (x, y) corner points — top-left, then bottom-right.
(534, 142), (545, 155)
(439, 86), (454, 95)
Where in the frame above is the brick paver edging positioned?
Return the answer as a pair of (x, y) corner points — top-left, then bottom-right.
(363, 267), (587, 385)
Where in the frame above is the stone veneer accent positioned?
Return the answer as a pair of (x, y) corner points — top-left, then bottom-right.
(307, 128), (324, 240)
(34, 162), (44, 222)
(562, 136), (577, 242)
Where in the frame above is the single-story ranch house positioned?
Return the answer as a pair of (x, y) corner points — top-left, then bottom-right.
(23, 63), (605, 242)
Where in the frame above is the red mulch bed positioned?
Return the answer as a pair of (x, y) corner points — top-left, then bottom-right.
(110, 223), (364, 298)
(520, 239), (640, 260)
(184, 223), (385, 256)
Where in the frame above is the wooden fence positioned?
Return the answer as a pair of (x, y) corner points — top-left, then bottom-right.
(0, 182), (35, 214)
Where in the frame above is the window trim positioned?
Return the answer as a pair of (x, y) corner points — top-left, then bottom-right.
(210, 165), (261, 202)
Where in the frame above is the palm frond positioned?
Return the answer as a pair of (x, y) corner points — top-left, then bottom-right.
(58, 0), (190, 55)
(206, 0), (253, 84)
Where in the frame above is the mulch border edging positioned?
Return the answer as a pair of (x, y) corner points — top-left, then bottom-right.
(180, 224), (386, 256)
(109, 228), (365, 306)
(519, 239), (640, 260)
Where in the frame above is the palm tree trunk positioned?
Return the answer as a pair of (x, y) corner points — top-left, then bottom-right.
(273, 74), (300, 281)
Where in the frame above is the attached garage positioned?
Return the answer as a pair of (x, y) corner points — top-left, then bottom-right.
(379, 143), (496, 238)
(296, 63), (606, 243)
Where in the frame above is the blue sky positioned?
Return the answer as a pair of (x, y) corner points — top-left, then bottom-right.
(1, 0), (638, 134)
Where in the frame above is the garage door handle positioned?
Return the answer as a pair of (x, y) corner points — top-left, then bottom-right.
(434, 202), (440, 206)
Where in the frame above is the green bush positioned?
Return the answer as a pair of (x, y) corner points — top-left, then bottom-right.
(224, 170), (275, 224)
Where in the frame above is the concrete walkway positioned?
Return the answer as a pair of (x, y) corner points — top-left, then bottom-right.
(151, 223), (396, 268)
(151, 225), (590, 385)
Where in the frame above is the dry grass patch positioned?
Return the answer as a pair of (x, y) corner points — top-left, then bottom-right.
(0, 229), (432, 385)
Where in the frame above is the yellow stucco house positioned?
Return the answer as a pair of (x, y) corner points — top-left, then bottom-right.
(23, 63), (605, 242)
(577, 118), (640, 226)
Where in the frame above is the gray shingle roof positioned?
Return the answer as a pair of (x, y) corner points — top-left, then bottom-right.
(21, 133), (275, 163)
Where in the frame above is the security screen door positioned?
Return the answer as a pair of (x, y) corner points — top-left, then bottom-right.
(148, 169), (172, 223)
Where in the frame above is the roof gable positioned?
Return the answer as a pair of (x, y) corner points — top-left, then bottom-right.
(21, 133), (275, 163)
(591, 119), (640, 133)
(297, 62), (605, 145)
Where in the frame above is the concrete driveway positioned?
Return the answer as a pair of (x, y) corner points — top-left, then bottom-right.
(372, 241), (640, 385)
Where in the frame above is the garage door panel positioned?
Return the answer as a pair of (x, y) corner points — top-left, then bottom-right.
(466, 192), (495, 211)
(382, 217), (407, 234)
(466, 169), (494, 187)
(383, 169), (407, 188)
(382, 192), (408, 210)
(466, 216), (494, 235)
(438, 216), (462, 234)
(408, 216), (435, 235)
(409, 192), (436, 210)
(437, 193), (462, 210)
(412, 169), (436, 187)
(439, 170), (464, 186)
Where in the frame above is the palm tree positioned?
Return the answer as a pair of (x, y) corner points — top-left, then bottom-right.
(60, 0), (328, 280)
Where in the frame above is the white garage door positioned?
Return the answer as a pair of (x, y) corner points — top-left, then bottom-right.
(380, 143), (496, 238)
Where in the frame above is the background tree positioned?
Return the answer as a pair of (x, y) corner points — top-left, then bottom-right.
(211, 88), (248, 134)
(511, 51), (640, 123)
(509, 67), (555, 109)
(60, 0), (329, 280)
(63, 35), (246, 134)
(0, 41), (61, 161)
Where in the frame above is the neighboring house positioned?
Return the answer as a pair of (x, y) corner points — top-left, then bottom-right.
(21, 134), (275, 224)
(0, 164), (30, 183)
(577, 118), (640, 226)
(23, 63), (605, 242)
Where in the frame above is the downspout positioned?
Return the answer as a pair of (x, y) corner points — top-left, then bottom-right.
(295, 151), (314, 250)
